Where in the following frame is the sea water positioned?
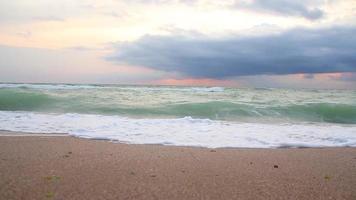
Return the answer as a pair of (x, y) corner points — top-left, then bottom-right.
(0, 83), (355, 148)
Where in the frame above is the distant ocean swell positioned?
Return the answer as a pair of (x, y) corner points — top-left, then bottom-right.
(0, 83), (356, 148)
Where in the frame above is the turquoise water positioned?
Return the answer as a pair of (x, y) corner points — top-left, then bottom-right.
(1, 83), (356, 148)
(0, 83), (355, 124)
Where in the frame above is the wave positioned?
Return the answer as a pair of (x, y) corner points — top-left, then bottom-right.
(0, 83), (225, 92)
(1, 111), (355, 148)
(1, 85), (355, 124)
(1, 84), (355, 148)
(0, 83), (105, 90)
(157, 102), (356, 124)
(1, 89), (355, 123)
(0, 89), (56, 110)
(190, 87), (225, 92)
(271, 103), (356, 124)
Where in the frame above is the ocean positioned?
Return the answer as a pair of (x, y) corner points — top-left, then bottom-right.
(0, 83), (355, 148)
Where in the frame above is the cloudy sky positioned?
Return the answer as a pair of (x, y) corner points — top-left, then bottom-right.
(0, 0), (355, 88)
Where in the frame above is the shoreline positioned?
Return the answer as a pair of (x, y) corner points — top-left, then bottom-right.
(1, 130), (353, 150)
(0, 131), (68, 137)
(1, 132), (356, 199)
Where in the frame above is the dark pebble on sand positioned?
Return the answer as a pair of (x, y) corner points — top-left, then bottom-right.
(150, 175), (157, 178)
(210, 150), (216, 152)
(274, 165), (279, 168)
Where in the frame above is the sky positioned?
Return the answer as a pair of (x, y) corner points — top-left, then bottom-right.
(0, 0), (355, 89)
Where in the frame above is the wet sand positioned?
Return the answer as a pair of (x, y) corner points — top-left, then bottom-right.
(0, 131), (356, 200)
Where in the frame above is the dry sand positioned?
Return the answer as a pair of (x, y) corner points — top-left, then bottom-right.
(0, 131), (356, 200)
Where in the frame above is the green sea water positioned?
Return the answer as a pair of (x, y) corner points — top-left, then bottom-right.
(1, 83), (355, 124)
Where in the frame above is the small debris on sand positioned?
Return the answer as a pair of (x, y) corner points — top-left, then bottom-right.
(45, 192), (54, 198)
(44, 175), (61, 181)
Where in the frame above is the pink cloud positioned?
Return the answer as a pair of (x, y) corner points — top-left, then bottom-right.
(151, 78), (238, 87)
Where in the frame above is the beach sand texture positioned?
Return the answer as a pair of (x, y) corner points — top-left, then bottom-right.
(1, 133), (356, 200)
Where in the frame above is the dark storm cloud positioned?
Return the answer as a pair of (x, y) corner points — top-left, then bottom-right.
(108, 26), (356, 78)
(235, 0), (324, 20)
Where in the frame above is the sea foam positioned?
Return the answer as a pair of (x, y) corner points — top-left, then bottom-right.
(0, 83), (224, 92)
(1, 111), (355, 148)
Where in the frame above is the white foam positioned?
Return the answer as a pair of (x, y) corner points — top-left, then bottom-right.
(0, 111), (355, 148)
(0, 83), (225, 92)
(191, 87), (225, 92)
(120, 86), (225, 92)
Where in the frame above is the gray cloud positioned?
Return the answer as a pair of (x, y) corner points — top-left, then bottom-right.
(0, 0), (326, 25)
(0, 1), (96, 24)
(128, 0), (197, 4)
(303, 74), (315, 79)
(109, 26), (356, 78)
(235, 0), (324, 20)
(128, 0), (325, 20)
(15, 31), (32, 38)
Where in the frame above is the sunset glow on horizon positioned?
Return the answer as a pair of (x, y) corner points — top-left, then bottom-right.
(0, 0), (355, 88)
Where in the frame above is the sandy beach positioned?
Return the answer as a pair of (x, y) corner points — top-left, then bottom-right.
(1, 131), (356, 200)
